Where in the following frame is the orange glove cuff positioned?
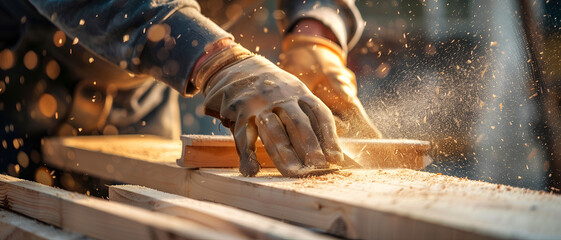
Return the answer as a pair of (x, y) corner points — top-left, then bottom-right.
(282, 34), (347, 65)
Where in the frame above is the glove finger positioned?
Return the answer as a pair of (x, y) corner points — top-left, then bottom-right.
(326, 68), (382, 139)
(256, 112), (312, 177)
(273, 102), (328, 169)
(233, 118), (261, 177)
(324, 68), (358, 100)
(299, 99), (344, 166)
(341, 98), (383, 139)
(333, 114), (350, 136)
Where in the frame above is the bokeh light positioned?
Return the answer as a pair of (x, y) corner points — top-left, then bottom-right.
(35, 166), (54, 186)
(23, 51), (38, 70)
(53, 30), (66, 47)
(38, 93), (57, 118)
(0, 49), (15, 70)
(147, 24), (166, 42)
(17, 151), (29, 168)
(45, 60), (60, 79)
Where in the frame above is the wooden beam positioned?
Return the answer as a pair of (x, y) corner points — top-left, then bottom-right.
(109, 184), (332, 240)
(0, 174), (243, 240)
(42, 135), (561, 239)
(42, 135), (189, 194)
(180, 134), (431, 169)
(0, 209), (88, 240)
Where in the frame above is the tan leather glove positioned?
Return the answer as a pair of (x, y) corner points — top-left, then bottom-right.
(193, 45), (343, 177)
(280, 34), (382, 139)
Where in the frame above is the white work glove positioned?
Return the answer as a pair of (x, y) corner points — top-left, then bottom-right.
(193, 44), (343, 177)
(280, 34), (383, 139)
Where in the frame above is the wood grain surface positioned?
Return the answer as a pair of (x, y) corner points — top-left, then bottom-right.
(42, 135), (561, 240)
(109, 184), (333, 240)
(0, 174), (242, 240)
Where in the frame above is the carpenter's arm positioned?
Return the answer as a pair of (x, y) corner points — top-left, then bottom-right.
(27, 0), (232, 96)
(277, 0), (383, 138)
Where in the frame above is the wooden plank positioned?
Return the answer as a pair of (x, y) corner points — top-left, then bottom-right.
(109, 184), (332, 240)
(42, 135), (561, 240)
(0, 209), (88, 240)
(0, 174), (243, 240)
(42, 135), (189, 194)
(180, 134), (431, 169)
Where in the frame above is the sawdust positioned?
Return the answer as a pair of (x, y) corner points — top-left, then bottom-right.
(203, 167), (561, 237)
(215, 167), (557, 203)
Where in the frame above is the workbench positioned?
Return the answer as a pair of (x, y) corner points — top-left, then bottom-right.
(1, 135), (560, 239)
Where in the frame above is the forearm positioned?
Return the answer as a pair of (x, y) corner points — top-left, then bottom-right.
(290, 19), (338, 43)
(277, 0), (364, 52)
(28, 0), (232, 96)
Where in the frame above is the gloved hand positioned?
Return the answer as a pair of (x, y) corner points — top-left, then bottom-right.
(193, 44), (343, 177)
(280, 34), (383, 139)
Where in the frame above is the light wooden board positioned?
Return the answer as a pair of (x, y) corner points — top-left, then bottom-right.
(109, 184), (332, 240)
(0, 209), (87, 240)
(180, 134), (431, 169)
(43, 135), (189, 194)
(0, 174), (243, 240)
(42, 135), (561, 240)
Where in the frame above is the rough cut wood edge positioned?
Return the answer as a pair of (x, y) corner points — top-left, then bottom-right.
(178, 145), (274, 168)
(0, 174), (241, 240)
(0, 209), (88, 240)
(109, 184), (332, 240)
(41, 135), (561, 240)
(179, 134), (432, 169)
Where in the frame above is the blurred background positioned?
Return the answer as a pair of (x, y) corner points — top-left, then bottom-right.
(181, 0), (561, 191)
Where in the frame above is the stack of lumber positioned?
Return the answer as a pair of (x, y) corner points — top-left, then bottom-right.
(0, 208), (88, 240)
(0, 174), (330, 239)
(32, 135), (561, 240)
(0, 174), (234, 239)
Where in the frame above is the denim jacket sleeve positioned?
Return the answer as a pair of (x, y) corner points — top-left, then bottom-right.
(27, 0), (232, 96)
(277, 0), (364, 53)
